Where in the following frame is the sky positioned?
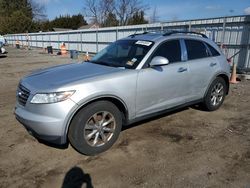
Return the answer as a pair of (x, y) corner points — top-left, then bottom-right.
(37, 0), (250, 22)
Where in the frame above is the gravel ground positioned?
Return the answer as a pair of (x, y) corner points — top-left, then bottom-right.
(0, 46), (249, 188)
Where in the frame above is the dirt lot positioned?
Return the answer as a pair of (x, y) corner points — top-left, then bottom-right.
(0, 46), (249, 188)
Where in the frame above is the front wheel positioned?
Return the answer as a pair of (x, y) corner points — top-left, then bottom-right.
(202, 77), (227, 111)
(68, 101), (122, 155)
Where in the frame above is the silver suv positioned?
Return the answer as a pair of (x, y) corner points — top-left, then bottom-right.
(15, 31), (230, 155)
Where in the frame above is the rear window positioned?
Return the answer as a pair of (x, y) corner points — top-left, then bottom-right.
(185, 39), (210, 60)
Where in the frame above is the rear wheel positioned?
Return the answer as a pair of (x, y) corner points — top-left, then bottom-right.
(68, 101), (122, 155)
(203, 77), (227, 111)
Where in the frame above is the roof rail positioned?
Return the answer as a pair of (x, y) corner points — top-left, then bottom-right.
(129, 31), (149, 38)
(163, 31), (208, 38)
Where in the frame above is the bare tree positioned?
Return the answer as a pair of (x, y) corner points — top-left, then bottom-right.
(99, 0), (115, 24)
(150, 6), (159, 23)
(83, 0), (115, 24)
(83, 0), (99, 23)
(83, 0), (148, 26)
(114, 0), (147, 25)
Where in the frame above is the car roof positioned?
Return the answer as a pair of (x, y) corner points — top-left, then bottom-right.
(122, 31), (220, 51)
(123, 31), (210, 43)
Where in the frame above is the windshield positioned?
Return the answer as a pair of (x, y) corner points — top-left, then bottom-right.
(90, 40), (154, 69)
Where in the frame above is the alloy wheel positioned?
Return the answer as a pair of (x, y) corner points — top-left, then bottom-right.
(210, 82), (224, 106)
(84, 111), (116, 147)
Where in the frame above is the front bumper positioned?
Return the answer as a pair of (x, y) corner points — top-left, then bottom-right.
(14, 99), (78, 145)
(15, 114), (63, 144)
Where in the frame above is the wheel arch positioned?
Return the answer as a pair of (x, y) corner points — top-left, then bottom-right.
(216, 73), (230, 95)
(204, 72), (230, 98)
(64, 95), (129, 143)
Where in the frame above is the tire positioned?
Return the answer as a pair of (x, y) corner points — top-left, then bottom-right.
(68, 101), (122, 155)
(203, 77), (227, 111)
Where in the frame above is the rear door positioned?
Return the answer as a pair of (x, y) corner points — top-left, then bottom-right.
(136, 39), (190, 117)
(184, 39), (219, 101)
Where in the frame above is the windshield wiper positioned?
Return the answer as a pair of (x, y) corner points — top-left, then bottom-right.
(90, 60), (110, 66)
(90, 60), (125, 68)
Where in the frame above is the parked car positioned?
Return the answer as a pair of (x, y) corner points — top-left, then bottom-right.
(0, 42), (7, 57)
(15, 31), (230, 155)
(0, 35), (6, 45)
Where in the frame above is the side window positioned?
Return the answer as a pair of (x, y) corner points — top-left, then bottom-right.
(206, 43), (220, 56)
(152, 40), (181, 63)
(185, 39), (210, 60)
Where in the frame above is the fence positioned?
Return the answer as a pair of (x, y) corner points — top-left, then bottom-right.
(5, 15), (250, 71)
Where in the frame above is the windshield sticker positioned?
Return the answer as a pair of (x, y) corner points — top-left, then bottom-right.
(135, 40), (152, 46)
(131, 58), (137, 62)
(126, 61), (134, 66)
(126, 58), (137, 66)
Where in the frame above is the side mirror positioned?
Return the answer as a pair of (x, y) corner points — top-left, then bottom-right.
(150, 56), (169, 67)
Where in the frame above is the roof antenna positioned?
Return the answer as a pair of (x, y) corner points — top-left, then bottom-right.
(130, 30), (149, 38)
(130, 30), (138, 38)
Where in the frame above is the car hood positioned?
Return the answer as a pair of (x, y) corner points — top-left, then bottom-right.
(21, 62), (125, 92)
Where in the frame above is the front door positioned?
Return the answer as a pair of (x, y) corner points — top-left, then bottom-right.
(136, 40), (190, 117)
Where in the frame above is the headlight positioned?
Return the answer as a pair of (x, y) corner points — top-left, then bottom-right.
(30, 91), (75, 104)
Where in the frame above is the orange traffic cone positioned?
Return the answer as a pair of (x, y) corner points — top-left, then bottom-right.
(83, 51), (90, 61)
(60, 43), (67, 56)
(230, 61), (238, 84)
(15, 40), (20, 49)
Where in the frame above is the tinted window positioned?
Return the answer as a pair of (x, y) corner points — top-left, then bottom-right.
(206, 43), (220, 56)
(152, 40), (181, 63)
(185, 40), (210, 60)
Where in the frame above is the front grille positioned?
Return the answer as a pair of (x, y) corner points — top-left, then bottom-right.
(17, 84), (30, 106)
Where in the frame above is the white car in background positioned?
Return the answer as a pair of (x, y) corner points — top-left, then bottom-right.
(0, 35), (7, 56)
(0, 35), (6, 45)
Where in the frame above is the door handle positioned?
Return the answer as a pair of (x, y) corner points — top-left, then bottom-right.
(178, 67), (187, 72)
(210, 62), (217, 67)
